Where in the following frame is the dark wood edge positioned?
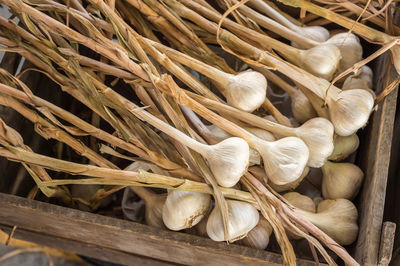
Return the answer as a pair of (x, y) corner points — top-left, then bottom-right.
(354, 52), (399, 264)
(0, 193), (319, 266)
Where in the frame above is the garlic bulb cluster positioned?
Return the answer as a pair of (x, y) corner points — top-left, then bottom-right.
(321, 161), (364, 200)
(163, 190), (211, 231)
(207, 125), (275, 166)
(295, 199), (358, 245)
(207, 200), (259, 242)
(283, 192), (316, 213)
(328, 134), (359, 161)
(241, 217), (273, 250)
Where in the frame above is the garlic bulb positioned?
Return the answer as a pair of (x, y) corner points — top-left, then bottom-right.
(261, 70), (317, 123)
(295, 199), (358, 245)
(241, 217), (273, 250)
(283, 192), (316, 213)
(290, 88), (317, 123)
(224, 71), (268, 112)
(327, 88), (374, 136)
(291, 117), (334, 167)
(342, 66), (373, 90)
(163, 190), (211, 231)
(131, 187), (167, 228)
(328, 134), (359, 161)
(325, 33), (363, 75)
(269, 166), (309, 192)
(207, 200), (259, 242)
(257, 136), (309, 185)
(321, 161), (364, 200)
(295, 44), (341, 80)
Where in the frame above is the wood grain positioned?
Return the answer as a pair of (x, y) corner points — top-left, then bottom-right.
(353, 51), (399, 265)
(0, 193), (319, 266)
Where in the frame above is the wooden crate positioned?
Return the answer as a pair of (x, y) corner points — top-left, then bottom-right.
(0, 32), (398, 266)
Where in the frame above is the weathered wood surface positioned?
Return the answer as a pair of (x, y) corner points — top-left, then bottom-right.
(378, 222), (396, 266)
(354, 51), (399, 265)
(0, 193), (319, 266)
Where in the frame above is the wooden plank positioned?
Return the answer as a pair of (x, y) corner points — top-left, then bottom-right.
(353, 51), (399, 265)
(0, 193), (318, 266)
(0, 225), (176, 266)
(378, 222), (396, 266)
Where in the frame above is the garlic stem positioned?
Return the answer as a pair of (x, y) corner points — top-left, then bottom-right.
(249, 0), (329, 44)
(171, 0), (340, 80)
(260, 69), (317, 123)
(274, 0), (400, 74)
(230, 0), (319, 48)
(148, 39), (267, 112)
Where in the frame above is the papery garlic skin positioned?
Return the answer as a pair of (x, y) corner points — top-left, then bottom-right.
(298, 44), (341, 81)
(325, 33), (363, 74)
(322, 161), (364, 200)
(327, 89), (375, 136)
(203, 137), (250, 187)
(258, 137), (309, 185)
(226, 71), (267, 112)
(163, 191), (211, 231)
(207, 200), (259, 242)
(295, 117), (334, 167)
(328, 134), (359, 161)
(295, 199), (358, 245)
(283, 192), (316, 213)
(241, 217), (272, 250)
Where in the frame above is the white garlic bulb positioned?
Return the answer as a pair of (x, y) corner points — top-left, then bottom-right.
(269, 166), (309, 192)
(163, 190), (211, 231)
(325, 33), (363, 74)
(207, 200), (259, 242)
(297, 44), (341, 80)
(327, 89), (374, 136)
(241, 217), (273, 250)
(283, 192), (316, 213)
(321, 161), (364, 200)
(225, 71), (268, 112)
(328, 134), (359, 161)
(295, 199), (358, 245)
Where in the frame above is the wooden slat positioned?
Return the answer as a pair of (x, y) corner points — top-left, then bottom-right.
(353, 51), (399, 265)
(378, 222), (396, 266)
(0, 193), (318, 266)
